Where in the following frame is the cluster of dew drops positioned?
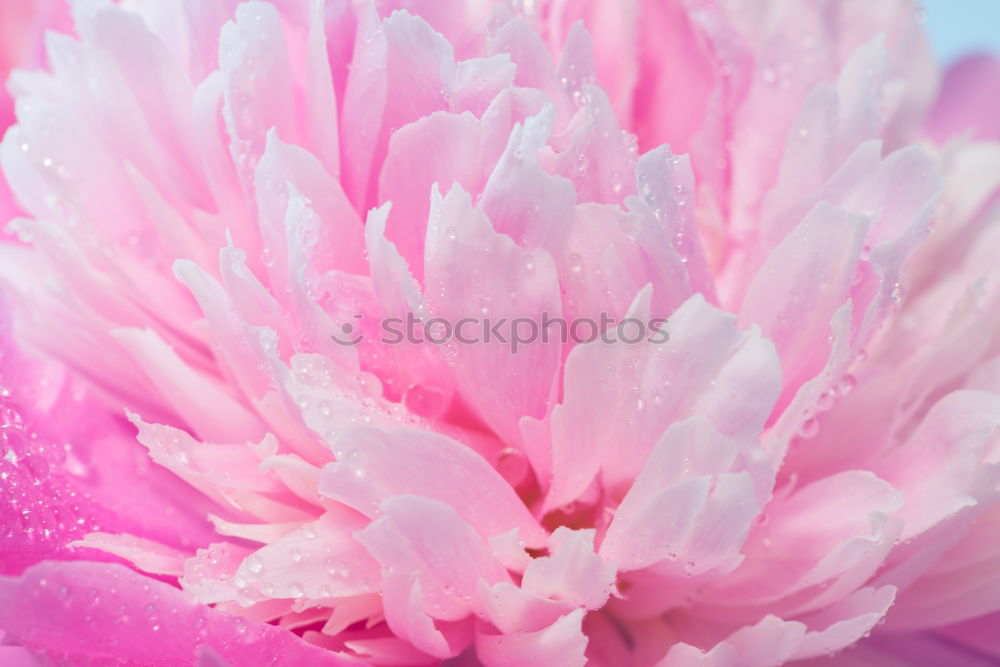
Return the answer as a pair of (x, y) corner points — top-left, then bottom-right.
(0, 387), (98, 548)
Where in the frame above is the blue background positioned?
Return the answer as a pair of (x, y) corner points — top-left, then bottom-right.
(923, 0), (1000, 63)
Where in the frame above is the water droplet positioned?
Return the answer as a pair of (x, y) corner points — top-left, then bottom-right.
(798, 417), (819, 439)
(836, 374), (856, 397)
(672, 232), (692, 260)
(261, 247), (275, 267)
(610, 170), (624, 194)
(245, 556), (263, 574)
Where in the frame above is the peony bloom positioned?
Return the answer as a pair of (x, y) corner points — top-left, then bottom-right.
(1, 0), (1000, 664)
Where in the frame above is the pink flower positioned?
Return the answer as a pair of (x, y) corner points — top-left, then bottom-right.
(1, 1), (999, 665)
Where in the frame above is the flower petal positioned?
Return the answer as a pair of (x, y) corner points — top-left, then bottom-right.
(0, 561), (351, 665)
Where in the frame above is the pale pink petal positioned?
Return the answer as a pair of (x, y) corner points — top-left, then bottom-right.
(355, 495), (511, 622)
(486, 16), (560, 95)
(423, 184), (562, 447)
(68, 532), (188, 576)
(475, 608), (588, 667)
(219, 2), (296, 190)
(341, 9), (454, 210)
(319, 425), (544, 546)
(875, 390), (1000, 541)
(597, 293), (781, 496)
(254, 129), (366, 287)
(739, 202), (870, 414)
(475, 580), (569, 635)
(378, 111), (485, 280)
(546, 1), (639, 128)
(558, 203), (649, 325)
(380, 571), (473, 659)
(630, 0), (720, 156)
(521, 527), (617, 610)
(112, 326), (262, 442)
(127, 412), (312, 523)
(703, 471), (901, 615)
(234, 511), (379, 603)
(791, 585), (897, 660)
(363, 202), (455, 410)
(478, 106), (576, 259)
(657, 642), (739, 667)
(601, 418), (763, 580)
(181, 541), (255, 605)
(628, 146), (717, 311)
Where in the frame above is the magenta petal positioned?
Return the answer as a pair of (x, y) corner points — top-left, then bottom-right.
(0, 560), (355, 665)
(928, 54), (1000, 143)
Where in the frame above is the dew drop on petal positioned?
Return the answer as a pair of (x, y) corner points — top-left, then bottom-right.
(798, 417), (819, 439)
(245, 555), (264, 574)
